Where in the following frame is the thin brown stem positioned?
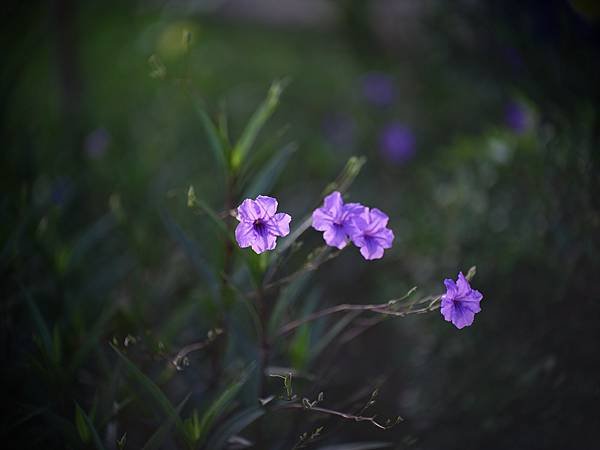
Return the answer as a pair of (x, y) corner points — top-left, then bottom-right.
(277, 293), (440, 337)
(282, 403), (401, 430)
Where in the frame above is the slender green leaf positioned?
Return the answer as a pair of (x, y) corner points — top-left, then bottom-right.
(24, 290), (52, 358)
(196, 363), (255, 444)
(268, 273), (311, 336)
(290, 324), (310, 369)
(160, 209), (219, 301)
(75, 403), (107, 450)
(317, 443), (392, 450)
(111, 345), (185, 438)
(142, 393), (191, 450)
(231, 80), (285, 170)
(68, 213), (117, 271)
(310, 311), (361, 362)
(194, 101), (228, 173)
(205, 407), (265, 450)
(69, 306), (115, 373)
(75, 403), (90, 443)
(243, 142), (297, 199)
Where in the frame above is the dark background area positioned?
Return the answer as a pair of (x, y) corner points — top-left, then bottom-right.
(2, 0), (600, 449)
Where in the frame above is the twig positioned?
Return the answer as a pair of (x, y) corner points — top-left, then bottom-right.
(282, 403), (401, 430)
(277, 289), (437, 337)
(171, 329), (223, 370)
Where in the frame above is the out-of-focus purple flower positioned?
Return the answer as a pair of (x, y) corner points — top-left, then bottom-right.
(322, 113), (356, 150)
(504, 101), (533, 134)
(235, 195), (291, 254)
(379, 122), (416, 164)
(361, 72), (395, 107)
(348, 208), (394, 260)
(51, 177), (73, 206)
(440, 272), (483, 329)
(312, 191), (365, 249)
(501, 47), (524, 73)
(85, 127), (111, 159)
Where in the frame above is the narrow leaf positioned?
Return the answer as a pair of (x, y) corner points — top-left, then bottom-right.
(160, 209), (219, 301)
(75, 403), (107, 450)
(317, 443), (392, 450)
(231, 80), (285, 170)
(243, 142), (297, 199)
(142, 393), (191, 450)
(111, 345), (185, 438)
(197, 363), (255, 444)
(205, 407), (265, 450)
(24, 290), (52, 358)
(194, 101), (228, 173)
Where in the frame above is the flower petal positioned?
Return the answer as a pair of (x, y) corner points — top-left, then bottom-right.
(456, 272), (471, 297)
(451, 304), (476, 329)
(358, 236), (384, 260)
(235, 222), (255, 248)
(269, 213), (291, 237)
(443, 279), (458, 299)
(255, 195), (278, 217)
(322, 191), (344, 218)
(373, 227), (394, 249)
(323, 224), (349, 249)
(367, 208), (389, 231)
(312, 207), (334, 231)
(237, 199), (261, 221)
(251, 232), (277, 254)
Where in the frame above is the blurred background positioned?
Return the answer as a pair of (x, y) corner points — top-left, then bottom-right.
(2, 0), (600, 448)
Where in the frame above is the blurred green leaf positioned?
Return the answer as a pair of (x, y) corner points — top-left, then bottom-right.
(231, 80), (285, 170)
(69, 306), (115, 373)
(194, 101), (228, 174)
(310, 311), (361, 363)
(290, 324), (310, 370)
(74, 403), (90, 443)
(243, 142), (298, 199)
(196, 363), (255, 445)
(75, 403), (106, 450)
(24, 290), (52, 359)
(68, 213), (117, 272)
(205, 407), (265, 450)
(142, 393), (191, 450)
(111, 345), (186, 439)
(317, 443), (392, 450)
(52, 324), (62, 366)
(160, 209), (220, 302)
(268, 273), (311, 337)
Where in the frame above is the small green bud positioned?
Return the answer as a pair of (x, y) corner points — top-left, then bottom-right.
(187, 185), (197, 207)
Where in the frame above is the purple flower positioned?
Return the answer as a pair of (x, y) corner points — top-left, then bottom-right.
(361, 72), (396, 107)
(84, 127), (111, 159)
(379, 122), (416, 164)
(348, 208), (394, 260)
(312, 191), (365, 249)
(504, 101), (533, 134)
(440, 272), (483, 329)
(235, 195), (291, 254)
(322, 112), (356, 150)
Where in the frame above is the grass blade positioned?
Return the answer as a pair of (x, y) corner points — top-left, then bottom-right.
(142, 393), (191, 450)
(23, 290), (52, 358)
(194, 100), (228, 173)
(205, 407), (265, 450)
(243, 142), (297, 199)
(231, 80), (285, 170)
(111, 344), (185, 439)
(75, 403), (107, 450)
(160, 208), (220, 301)
(196, 363), (255, 445)
(317, 443), (392, 450)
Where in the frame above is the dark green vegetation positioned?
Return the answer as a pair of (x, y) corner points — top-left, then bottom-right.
(2, 1), (600, 448)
